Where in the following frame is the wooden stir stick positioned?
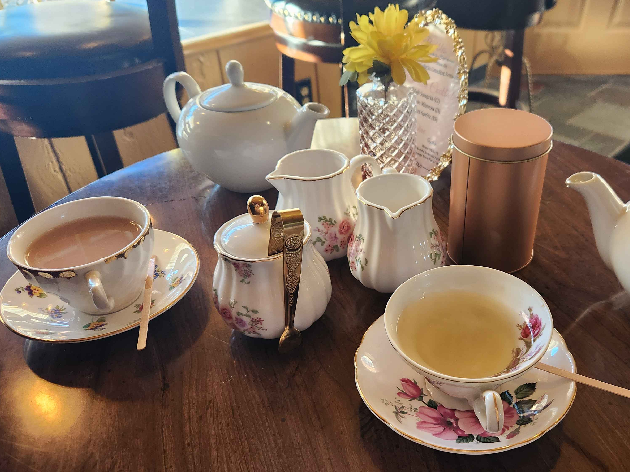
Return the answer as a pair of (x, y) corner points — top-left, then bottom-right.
(137, 256), (156, 350)
(536, 362), (630, 399)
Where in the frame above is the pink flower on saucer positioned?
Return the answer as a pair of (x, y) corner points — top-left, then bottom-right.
(455, 401), (518, 436)
(324, 244), (335, 254)
(234, 317), (248, 330)
(219, 306), (233, 321)
(321, 221), (333, 231)
(349, 259), (357, 272)
(338, 219), (352, 236)
(397, 378), (423, 400)
(416, 405), (466, 439)
(521, 313), (543, 340)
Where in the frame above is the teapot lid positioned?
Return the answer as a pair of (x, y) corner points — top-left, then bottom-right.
(199, 60), (279, 112)
(214, 196), (311, 261)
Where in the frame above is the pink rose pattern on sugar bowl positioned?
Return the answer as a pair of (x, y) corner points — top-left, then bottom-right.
(383, 378), (550, 443)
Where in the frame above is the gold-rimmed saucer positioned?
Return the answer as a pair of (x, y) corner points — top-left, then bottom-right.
(355, 316), (577, 454)
(0, 230), (199, 343)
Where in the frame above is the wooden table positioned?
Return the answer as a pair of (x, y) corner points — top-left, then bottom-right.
(1, 142), (629, 471)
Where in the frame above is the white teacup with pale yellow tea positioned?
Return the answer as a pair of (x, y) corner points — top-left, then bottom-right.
(7, 197), (154, 314)
(384, 265), (553, 434)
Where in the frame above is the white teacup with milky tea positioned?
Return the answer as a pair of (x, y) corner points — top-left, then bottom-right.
(7, 197), (154, 314)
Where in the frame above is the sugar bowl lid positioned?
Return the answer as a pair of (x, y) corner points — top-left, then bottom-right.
(214, 196), (311, 261)
(199, 61), (279, 113)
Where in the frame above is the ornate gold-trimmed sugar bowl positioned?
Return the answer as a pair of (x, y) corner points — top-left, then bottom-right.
(212, 197), (332, 338)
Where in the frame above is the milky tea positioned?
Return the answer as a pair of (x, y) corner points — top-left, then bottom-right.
(397, 291), (516, 379)
(25, 216), (141, 269)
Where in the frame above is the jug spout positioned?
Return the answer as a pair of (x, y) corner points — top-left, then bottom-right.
(566, 172), (626, 269)
(285, 103), (330, 151)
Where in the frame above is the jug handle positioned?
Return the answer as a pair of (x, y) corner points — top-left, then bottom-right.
(163, 72), (202, 122)
(348, 155), (398, 188)
(348, 155), (381, 189)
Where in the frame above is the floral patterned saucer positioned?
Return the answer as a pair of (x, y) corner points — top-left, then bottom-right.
(355, 316), (577, 454)
(0, 230), (199, 343)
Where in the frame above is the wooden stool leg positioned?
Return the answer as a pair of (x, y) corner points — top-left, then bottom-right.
(280, 54), (296, 98)
(86, 132), (124, 177)
(0, 131), (35, 222)
(499, 29), (524, 109)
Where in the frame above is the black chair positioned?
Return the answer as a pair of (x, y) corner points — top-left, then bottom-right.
(0, 0), (184, 222)
(436, 0), (556, 109)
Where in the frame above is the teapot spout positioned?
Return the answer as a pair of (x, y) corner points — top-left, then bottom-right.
(285, 103), (330, 151)
(566, 172), (626, 269)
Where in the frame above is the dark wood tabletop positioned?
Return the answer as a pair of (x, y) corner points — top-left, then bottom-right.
(1, 142), (629, 471)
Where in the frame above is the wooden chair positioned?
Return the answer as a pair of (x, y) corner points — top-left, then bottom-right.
(0, 0), (184, 222)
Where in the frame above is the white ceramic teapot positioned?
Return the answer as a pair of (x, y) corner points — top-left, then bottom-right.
(566, 172), (630, 293)
(213, 197), (332, 338)
(163, 61), (329, 193)
(349, 172), (446, 293)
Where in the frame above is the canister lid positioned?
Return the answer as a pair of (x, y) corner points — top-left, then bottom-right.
(453, 109), (553, 162)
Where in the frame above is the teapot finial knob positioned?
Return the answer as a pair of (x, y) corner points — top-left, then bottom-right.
(247, 195), (269, 224)
(226, 60), (244, 87)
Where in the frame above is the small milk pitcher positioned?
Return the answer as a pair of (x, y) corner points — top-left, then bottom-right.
(349, 172), (446, 293)
(266, 149), (384, 261)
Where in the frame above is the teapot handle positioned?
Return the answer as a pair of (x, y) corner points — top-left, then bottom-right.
(163, 72), (202, 122)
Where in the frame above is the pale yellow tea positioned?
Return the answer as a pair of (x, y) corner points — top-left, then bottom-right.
(397, 290), (516, 378)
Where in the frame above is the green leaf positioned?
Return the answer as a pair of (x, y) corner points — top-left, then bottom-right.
(514, 399), (537, 415)
(242, 305), (249, 311)
(514, 383), (536, 399)
(476, 435), (500, 443)
(251, 310), (259, 314)
(500, 391), (513, 405)
(339, 70), (358, 86)
(456, 434), (475, 443)
(426, 399), (438, 409)
(516, 416), (533, 426)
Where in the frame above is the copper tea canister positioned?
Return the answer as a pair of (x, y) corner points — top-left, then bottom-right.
(447, 108), (553, 272)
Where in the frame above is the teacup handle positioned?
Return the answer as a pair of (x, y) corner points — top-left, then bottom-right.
(86, 270), (115, 312)
(472, 390), (504, 435)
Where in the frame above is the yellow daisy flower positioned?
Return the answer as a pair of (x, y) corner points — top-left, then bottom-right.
(341, 4), (438, 86)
